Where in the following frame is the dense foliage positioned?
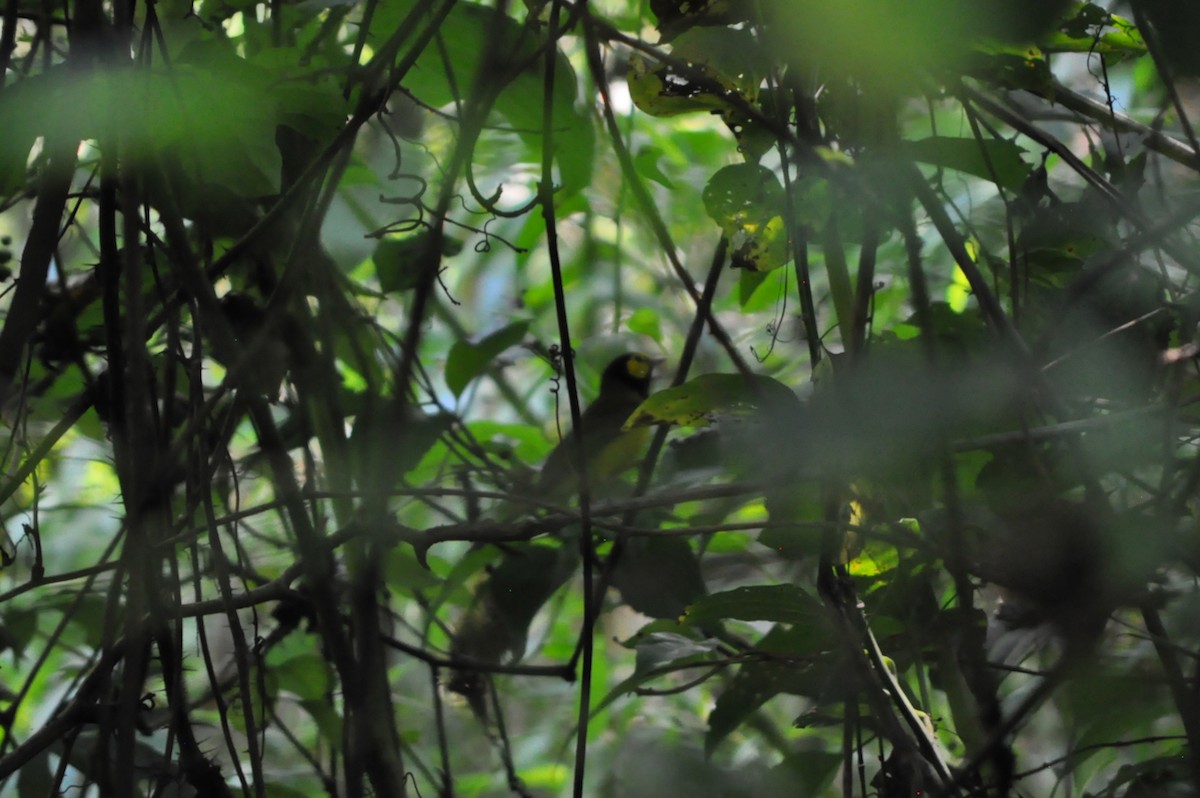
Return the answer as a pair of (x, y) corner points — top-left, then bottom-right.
(0, 0), (1198, 795)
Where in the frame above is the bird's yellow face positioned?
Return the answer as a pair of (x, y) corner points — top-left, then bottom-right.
(625, 353), (652, 382)
(600, 352), (655, 400)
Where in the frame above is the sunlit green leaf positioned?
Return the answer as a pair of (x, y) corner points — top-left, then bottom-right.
(626, 372), (798, 429)
(702, 164), (791, 270)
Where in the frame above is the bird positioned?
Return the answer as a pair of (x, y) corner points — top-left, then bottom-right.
(535, 351), (656, 500)
(447, 352), (657, 718)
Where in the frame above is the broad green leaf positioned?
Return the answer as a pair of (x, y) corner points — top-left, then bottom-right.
(445, 320), (530, 397)
(628, 27), (766, 119)
(1041, 4), (1145, 60)
(905, 136), (1030, 190)
(737, 269), (771, 310)
(684, 584), (823, 626)
(611, 536), (706, 620)
(271, 652), (333, 701)
(702, 164), (791, 270)
(625, 372), (798, 429)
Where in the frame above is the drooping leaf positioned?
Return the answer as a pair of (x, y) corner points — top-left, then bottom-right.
(905, 136), (1030, 190)
(445, 320), (530, 397)
(633, 146), (676, 190)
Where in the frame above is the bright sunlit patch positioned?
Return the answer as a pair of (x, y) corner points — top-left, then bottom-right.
(75, 459), (122, 506)
(609, 79), (633, 115)
(945, 238), (976, 312)
(224, 12), (244, 37)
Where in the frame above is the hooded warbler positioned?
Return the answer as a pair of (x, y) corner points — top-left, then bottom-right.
(448, 353), (656, 717)
(537, 352), (656, 498)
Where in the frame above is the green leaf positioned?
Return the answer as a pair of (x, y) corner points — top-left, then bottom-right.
(611, 537), (707, 620)
(445, 320), (530, 397)
(350, 409), (455, 483)
(706, 625), (844, 754)
(633, 146), (675, 190)
(451, 543), (578, 665)
(702, 164), (791, 270)
(905, 136), (1030, 190)
(271, 652), (332, 701)
(373, 233), (463, 294)
(626, 307), (663, 342)
(629, 27), (766, 119)
(299, 699), (344, 749)
(625, 372), (798, 429)
(684, 584), (823, 626)
(1042, 3), (1145, 60)
(385, 546), (442, 593)
(737, 269), (771, 310)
